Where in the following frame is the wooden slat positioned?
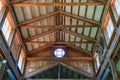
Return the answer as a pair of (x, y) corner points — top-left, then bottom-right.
(25, 41), (95, 44)
(20, 24), (98, 28)
(59, 27), (97, 42)
(12, 2), (106, 7)
(60, 62), (95, 79)
(26, 57), (93, 61)
(62, 11), (101, 26)
(18, 11), (60, 26)
(24, 28), (59, 42)
(24, 62), (59, 79)
(0, 63), (5, 79)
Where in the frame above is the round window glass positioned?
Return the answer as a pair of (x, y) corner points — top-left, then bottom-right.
(54, 49), (65, 58)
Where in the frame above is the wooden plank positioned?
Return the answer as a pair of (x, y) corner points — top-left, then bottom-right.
(25, 41), (95, 44)
(116, 17), (120, 27)
(20, 24), (98, 28)
(18, 11), (60, 26)
(26, 57), (93, 61)
(24, 62), (59, 79)
(12, 2), (106, 7)
(60, 62), (95, 79)
(62, 11), (101, 26)
(24, 28), (59, 42)
(59, 27), (97, 42)
(109, 59), (118, 80)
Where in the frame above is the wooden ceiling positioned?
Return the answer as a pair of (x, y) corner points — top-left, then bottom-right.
(9, 0), (108, 79)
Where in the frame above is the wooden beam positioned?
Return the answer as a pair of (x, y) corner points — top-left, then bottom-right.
(27, 44), (53, 55)
(60, 62), (95, 79)
(67, 45), (92, 56)
(24, 62), (59, 79)
(59, 27), (97, 42)
(116, 17), (120, 27)
(62, 11), (101, 26)
(12, 2), (106, 7)
(18, 11), (59, 26)
(26, 57), (93, 61)
(0, 63), (5, 79)
(109, 59), (118, 80)
(24, 28), (59, 42)
(25, 41), (95, 44)
(20, 24), (98, 28)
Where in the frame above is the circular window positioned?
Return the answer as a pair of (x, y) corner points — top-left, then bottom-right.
(54, 48), (65, 58)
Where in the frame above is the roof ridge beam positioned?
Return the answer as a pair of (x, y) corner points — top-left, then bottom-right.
(18, 11), (60, 26)
(62, 11), (101, 26)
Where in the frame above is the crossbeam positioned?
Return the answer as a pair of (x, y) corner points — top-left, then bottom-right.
(20, 25), (98, 28)
(25, 41), (95, 44)
(12, 2), (106, 7)
(26, 57), (93, 61)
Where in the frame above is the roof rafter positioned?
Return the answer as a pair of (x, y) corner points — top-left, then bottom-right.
(24, 28), (59, 42)
(59, 27), (97, 42)
(24, 62), (59, 79)
(11, 2), (106, 7)
(18, 11), (59, 26)
(60, 62), (95, 79)
(62, 11), (101, 26)
(66, 45), (92, 56)
(25, 41), (95, 44)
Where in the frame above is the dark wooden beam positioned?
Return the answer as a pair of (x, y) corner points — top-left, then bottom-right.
(20, 24), (98, 28)
(59, 27), (97, 42)
(24, 28), (59, 42)
(26, 57), (93, 61)
(62, 11), (101, 26)
(12, 2), (106, 7)
(67, 45), (92, 56)
(109, 59), (118, 80)
(25, 41), (95, 44)
(24, 62), (59, 79)
(0, 63), (5, 79)
(18, 11), (59, 26)
(116, 17), (120, 27)
(10, 0), (29, 3)
(27, 44), (53, 55)
(60, 62), (95, 79)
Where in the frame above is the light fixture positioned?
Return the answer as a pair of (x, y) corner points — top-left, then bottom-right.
(54, 48), (65, 58)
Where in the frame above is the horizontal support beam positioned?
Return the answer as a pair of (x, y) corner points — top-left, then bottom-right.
(12, 2), (106, 7)
(59, 27), (97, 42)
(60, 62), (94, 79)
(26, 57), (93, 61)
(18, 11), (59, 26)
(62, 11), (101, 26)
(25, 41), (95, 44)
(20, 25), (98, 28)
(24, 28), (58, 42)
